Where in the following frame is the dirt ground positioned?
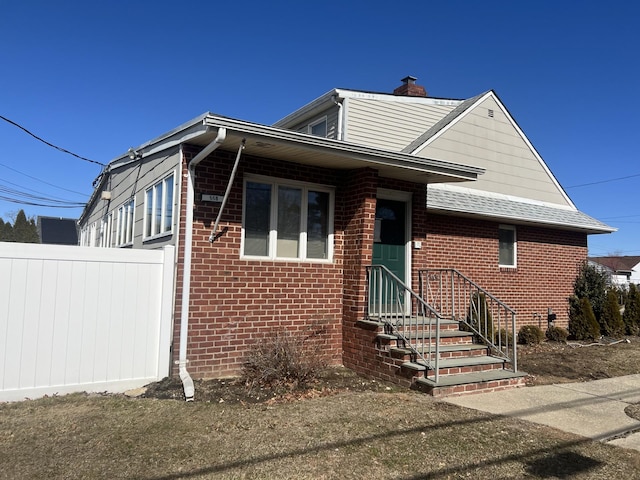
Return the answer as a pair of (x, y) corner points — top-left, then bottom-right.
(142, 336), (640, 405)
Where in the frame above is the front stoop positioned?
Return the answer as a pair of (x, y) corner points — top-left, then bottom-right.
(358, 318), (528, 397)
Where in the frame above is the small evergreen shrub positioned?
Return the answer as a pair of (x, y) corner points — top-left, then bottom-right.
(568, 296), (600, 340)
(623, 284), (640, 336)
(518, 325), (545, 345)
(600, 289), (625, 337)
(572, 261), (608, 322)
(465, 292), (494, 341)
(546, 325), (569, 343)
(495, 328), (514, 347)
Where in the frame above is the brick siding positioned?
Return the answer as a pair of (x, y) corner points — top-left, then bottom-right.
(173, 148), (587, 379)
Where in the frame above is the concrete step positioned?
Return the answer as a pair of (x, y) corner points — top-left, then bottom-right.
(390, 343), (489, 360)
(402, 355), (507, 376)
(414, 370), (528, 397)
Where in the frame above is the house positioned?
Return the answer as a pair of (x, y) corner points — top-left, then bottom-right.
(37, 216), (79, 245)
(589, 256), (640, 287)
(78, 77), (614, 397)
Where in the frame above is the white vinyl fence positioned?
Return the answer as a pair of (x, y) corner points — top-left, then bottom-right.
(0, 243), (175, 402)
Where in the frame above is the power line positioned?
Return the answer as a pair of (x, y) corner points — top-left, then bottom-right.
(566, 172), (640, 189)
(0, 162), (89, 196)
(0, 114), (105, 167)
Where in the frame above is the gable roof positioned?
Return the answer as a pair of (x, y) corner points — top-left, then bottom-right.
(588, 256), (640, 273)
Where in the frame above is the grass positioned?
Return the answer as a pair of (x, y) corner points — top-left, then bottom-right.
(2, 338), (640, 479)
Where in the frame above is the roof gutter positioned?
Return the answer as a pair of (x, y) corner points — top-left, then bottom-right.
(178, 126), (227, 401)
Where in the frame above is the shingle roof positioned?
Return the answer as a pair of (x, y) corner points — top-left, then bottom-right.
(588, 256), (640, 272)
(426, 185), (615, 234)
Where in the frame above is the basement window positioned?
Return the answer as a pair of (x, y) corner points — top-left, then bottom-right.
(242, 175), (334, 261)
(499, 225), (516, 268)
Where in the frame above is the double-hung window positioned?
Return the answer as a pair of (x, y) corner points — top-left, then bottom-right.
(144, 173), (174, 239)
(498, 225), (516, 267)
(242, 176), (333, 261)
(115, 199), (134, 246)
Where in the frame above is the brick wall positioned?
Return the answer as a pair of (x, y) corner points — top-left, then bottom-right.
(173, 147), (588, 380)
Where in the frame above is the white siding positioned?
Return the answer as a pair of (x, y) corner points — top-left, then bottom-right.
(0, 243), (174, 401)
(344, 98), (456, 150)
(286, 105), (340, 139)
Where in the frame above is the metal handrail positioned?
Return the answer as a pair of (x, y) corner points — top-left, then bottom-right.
(418, 268), (518, 372)
(365, 265), (444, 383)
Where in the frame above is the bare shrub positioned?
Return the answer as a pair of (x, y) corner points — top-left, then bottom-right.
(241, 321), (329, 390)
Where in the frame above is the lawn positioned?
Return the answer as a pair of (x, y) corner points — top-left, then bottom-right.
(1, 338), (640, 479)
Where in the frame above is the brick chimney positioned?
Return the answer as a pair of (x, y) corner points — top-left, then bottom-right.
(393, 75), (427, 97)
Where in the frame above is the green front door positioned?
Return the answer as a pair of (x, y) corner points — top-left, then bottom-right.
(372, 198), (406, 280)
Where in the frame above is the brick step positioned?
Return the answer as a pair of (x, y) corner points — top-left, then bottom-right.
(366, 317), (462, 332)
(414, 370), (528, 397)
(402, 355), (507, 376)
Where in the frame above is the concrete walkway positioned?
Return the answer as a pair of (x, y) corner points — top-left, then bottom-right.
(444, 374), (640, 452)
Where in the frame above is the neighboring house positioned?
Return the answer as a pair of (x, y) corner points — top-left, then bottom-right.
(589, 256), (640, 287)
(78, 77), (614, 396)
(37, 216), (78, 245)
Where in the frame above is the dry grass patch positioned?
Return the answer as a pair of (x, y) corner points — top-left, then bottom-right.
(2, 389), (640, 479)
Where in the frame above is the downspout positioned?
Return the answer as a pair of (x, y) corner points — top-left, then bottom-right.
(178, 126), (227, 401)
(209, 139), (245, 242)
(332, 96), (343, 140)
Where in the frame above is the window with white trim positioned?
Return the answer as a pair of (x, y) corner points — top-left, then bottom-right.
(308, 117), (327, 138)
(242, 176), (334, 261)
(144, 173), (174, 239)
(498, 225), (516, 267)
(116, 199), (135, 246)
(99, 212), (113, 248)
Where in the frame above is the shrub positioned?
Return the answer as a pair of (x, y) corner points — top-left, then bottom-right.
(600, 289), (625, 337)
(465, 292), (494, 341)
(518, 325), (545, 345)
(623, 284), (640, 336)
(546, 325), (569, 343)
(568, 296), (600, 340)
(572, 261), (608, 322)
(495, 328), (514, 347)
(241, 324), (328, 390)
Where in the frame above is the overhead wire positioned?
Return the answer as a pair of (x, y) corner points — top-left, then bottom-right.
(0, 114), (105, 167)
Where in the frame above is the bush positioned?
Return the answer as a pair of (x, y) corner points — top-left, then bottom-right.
(518, 325), (545, 345)
(241, 324), (328, 390)
(568, 296), (600, 340)
(465, 292), (494, 341)
(623, 284), (640, 336)
(495, 328), (514, 346)
(600, 289), (625, 337)
(546, 325), (569, 343)
(572, 262), (608, 322)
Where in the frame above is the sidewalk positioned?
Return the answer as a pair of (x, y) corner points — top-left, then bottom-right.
(443, 374), (640, 452)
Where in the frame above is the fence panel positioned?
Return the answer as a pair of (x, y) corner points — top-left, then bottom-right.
(0, 243), (174, 402)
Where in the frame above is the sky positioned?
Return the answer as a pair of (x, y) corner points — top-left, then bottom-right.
(0, 1), (638, 256)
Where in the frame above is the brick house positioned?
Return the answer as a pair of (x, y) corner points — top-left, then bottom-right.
(79, 78), (613, 397)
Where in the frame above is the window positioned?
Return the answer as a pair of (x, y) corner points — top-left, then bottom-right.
(499, 225), (516, 267)
(242, 176), (333, 261)
(144, 173), (175, 239)
(99, 213), (113, 248)
(116, 199), (135, 246)
(308, 117), (327, 138)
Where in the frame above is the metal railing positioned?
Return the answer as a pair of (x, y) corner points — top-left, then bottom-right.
(366, 265), (445, 383)
(418, 269), (518, 372)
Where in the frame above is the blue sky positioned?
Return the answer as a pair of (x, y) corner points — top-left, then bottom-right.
(0, 1), (638, 256)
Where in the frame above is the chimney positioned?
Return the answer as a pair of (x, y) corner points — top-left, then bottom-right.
(393, 75), (427, 97)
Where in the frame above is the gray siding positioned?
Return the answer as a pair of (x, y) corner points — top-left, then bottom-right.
(414, 96), (571, 206)
(344, 98), (456, 150)
(81, 148), (181, 249)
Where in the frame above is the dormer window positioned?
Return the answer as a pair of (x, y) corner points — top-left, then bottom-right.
(309, 117), (327, 137)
